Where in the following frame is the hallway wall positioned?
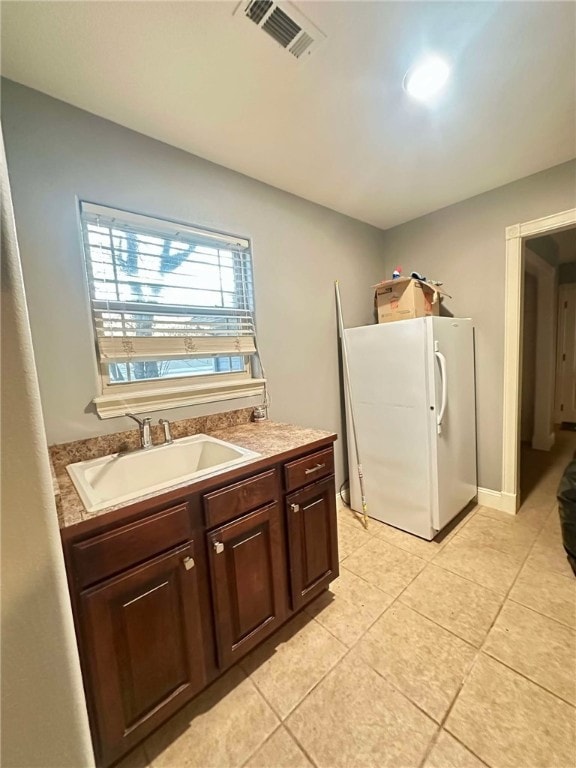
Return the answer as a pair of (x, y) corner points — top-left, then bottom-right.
(379, 160), (576, 491)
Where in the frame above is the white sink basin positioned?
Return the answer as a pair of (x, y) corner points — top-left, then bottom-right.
(66, 434), (261, 512)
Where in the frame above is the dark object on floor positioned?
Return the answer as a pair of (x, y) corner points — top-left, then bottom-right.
(339, 478), (350, 508)
(560, 422), (576, 432)
(556, 460), (576, 577)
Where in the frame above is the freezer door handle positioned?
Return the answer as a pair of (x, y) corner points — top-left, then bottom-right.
(435, 350), (448, 435)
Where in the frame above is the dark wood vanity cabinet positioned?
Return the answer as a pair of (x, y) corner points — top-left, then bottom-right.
(63, 438), (337, 767)
(79, 541), (207, 766)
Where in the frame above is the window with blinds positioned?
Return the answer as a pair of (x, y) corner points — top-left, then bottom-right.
(80, 202), (263, 415)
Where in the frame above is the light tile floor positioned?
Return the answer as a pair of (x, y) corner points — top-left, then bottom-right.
(129, 433), (576, 768)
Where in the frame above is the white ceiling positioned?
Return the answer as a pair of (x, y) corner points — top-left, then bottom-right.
(1, 1), (574, 229)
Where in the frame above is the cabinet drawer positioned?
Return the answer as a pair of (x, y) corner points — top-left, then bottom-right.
(203, 469), (277, 528)
(72, 503), (192, 589)
(284, 447), (334, 492)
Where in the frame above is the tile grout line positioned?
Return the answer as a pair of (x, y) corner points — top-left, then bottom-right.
(424, 556), (517, 598)
(415, 727), (493, 768)
(434, 509), (563, 766)
(335, 589), (471, 754)
(238, 542), (438, 764)
(337, 501), (479, 561)
(237, 722), (283, 768)
(347, 593), (481, 731)
(281, 720), (321, 768)
(476, 509), (562, 656)
(248, 688), (324, 768)
(416, 728), (443, 768)
(280, 644), (361, 765)
(338, 491), (572, 767)
(279, 597), (434, 747)
(506, 593), (576, 631)
(360, 653), (447, 726)
(322, 560), (402, 601)
(307, 585), (398, 649)
(341, 535), (431, 598)
(285, 636), (450, 767)
(142, 666), (264, 768)
(239, 628), (348, 723)
(480, 648), (576, 709)
(336, 553), (418, 599)
(414, 495), (564, 768)
(339, 510), (519, 647)
(337, 561), (400, 595)
(234, 665), (326, 768)
(415, 491), (570, 768)
(350, 444), (571, 766)
(429, 543), (527, 593)
(395, 592), (492, 651)
(397, 567), (574, 651)
(342, 505), (533, 604)
(237, 721), (321, 768)
(418, 654), (485, 765)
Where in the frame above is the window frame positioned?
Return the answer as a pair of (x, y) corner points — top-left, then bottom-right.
(79, 202), (265, 418)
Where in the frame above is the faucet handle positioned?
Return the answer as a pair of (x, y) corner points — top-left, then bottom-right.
(159, 418), (173, 445)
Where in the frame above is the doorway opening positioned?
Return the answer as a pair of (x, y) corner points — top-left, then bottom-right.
(502, 208), (576, 514)
(519, 227), (576, 500)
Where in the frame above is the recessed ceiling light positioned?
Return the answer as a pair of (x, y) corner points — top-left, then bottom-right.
(403, 56), (450, 101)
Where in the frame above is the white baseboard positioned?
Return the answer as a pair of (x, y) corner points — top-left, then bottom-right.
(531, 431), (555, 452)
(477, 487), (517, 515)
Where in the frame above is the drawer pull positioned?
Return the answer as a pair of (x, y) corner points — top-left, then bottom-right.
(213, 541), (225, 554)
(304, 463), (326, 475)
(290, 503), (300, 513)
(182, 556), (195, 571)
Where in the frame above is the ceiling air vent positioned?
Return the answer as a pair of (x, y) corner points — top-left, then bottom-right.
(235, 1), (326, 59)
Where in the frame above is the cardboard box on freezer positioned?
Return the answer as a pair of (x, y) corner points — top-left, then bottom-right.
(374, 277), (444, 324)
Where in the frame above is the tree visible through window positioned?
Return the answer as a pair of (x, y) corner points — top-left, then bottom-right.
(80, 203), (256, 390)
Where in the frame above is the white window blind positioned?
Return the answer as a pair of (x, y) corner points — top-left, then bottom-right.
(80, 202), (258, 387)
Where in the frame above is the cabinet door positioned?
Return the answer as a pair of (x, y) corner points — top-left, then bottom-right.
(80, 542), (206, 766)
(286, 477), (339, 611)
(207, 502), (287, 669)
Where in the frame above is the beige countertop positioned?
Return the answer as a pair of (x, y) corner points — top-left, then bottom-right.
(52, 420), (336, 529)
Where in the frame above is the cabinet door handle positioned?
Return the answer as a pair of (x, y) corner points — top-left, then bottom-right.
(182, 556), (195, 570)
(290, 503), (300, 513)
(213, 541), (224, 554)
(304, 463), (326, 475)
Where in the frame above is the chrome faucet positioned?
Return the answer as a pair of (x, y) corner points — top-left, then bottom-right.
(159, 418), (173, 445)
(125, 413), (153, 449)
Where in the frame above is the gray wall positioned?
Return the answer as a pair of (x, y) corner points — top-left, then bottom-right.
(1, 80), (387, 483)
(1, 131), (94, 767)
(379, 159), (576, 491)
(559, 260), (576, 284)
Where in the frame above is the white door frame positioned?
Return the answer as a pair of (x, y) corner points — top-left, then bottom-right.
(554, 283), (576, 422)
(502, 208), (576, 513)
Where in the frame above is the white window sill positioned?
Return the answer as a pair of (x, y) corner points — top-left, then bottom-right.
(93, 377), (266, 419)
